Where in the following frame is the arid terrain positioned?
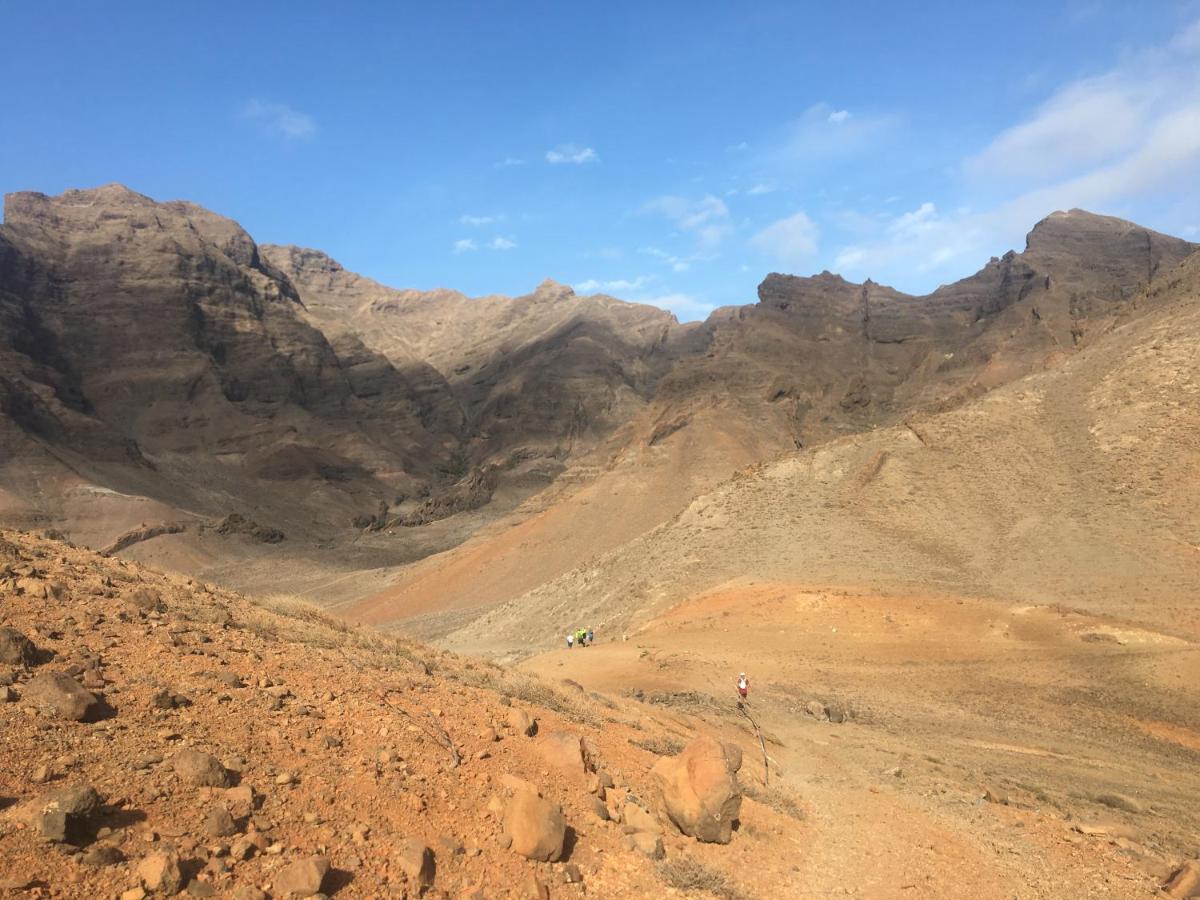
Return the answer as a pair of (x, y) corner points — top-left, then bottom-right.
(2, 184), (1199, 897)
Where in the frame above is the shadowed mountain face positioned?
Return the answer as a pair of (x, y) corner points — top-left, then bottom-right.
(0, 186), (1193, 591)
(261, 244), (692, 458)
(0, 185), (454, 535)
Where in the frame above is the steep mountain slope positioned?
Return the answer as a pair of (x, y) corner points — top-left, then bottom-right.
(0, 185), (459, 550)
(1, 186), (1193, 621)
(650, 209), (1196, 452)
(438, 247), (1200, 658)
(347, 211), (1196, 630)
(262, 245), (694, 460)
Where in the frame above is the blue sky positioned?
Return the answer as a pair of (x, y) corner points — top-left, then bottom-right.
(2, 1), (1199, 321)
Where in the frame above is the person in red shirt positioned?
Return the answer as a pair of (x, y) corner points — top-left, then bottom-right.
(737, 672), (749, 700)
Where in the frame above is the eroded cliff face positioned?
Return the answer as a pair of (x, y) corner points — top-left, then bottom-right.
(654, 209), (1196, 448)
(263, 244), (688, 459)
(0, 185), (455, 534)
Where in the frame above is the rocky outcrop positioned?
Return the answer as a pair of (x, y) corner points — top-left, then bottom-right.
(0, 184), (455, 541)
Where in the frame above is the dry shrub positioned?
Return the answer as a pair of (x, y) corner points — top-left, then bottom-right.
(742, 781), (805, 820)
(237, 594), (435, 672)
(496, 671), (601, 725)
(656, 857), (741, 899)
(631, 735), (686, 756)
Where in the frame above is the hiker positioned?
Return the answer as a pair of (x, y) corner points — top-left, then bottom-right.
(737, 672), (749, 700)
(575, 628), (588, 647)
(587, 628), (594, 644)
(567, 633), (574, 649)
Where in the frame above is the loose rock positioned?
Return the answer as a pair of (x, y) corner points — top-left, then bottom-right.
(273, 855), (330, 897)
(172, 749), (232, 788)
(502, 789), (566, 862)
(138, 851), (183, 894)
(23, 671), (102, 721)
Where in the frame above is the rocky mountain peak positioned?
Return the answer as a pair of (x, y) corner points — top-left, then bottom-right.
(533, 278), (575, 300)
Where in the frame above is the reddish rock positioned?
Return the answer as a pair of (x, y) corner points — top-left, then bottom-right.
(22, 671), (101, 721)
(172, 749), (232, 788)
(650, 734), (743, 844)
(502, 789), (566, 862)
(273, 855), (330, 897)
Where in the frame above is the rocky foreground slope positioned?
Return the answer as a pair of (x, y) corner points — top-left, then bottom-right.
(0, 528), (816, 899)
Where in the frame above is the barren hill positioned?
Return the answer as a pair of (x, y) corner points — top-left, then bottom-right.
(1, 186), (1194, 627)
(348, 210), (1197, 631)
(442, 246), (1200, 657)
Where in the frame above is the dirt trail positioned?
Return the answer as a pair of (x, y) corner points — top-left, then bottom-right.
(518, 583), (1200, 897)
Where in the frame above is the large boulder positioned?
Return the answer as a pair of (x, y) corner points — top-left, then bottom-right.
(22, 671), (101, 721)
(650, 734), (743, 844)
(1164, 860), (1200, 898)
(502, 789), (566, 862)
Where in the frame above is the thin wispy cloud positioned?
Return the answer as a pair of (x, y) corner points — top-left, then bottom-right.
(749, 211), (820, 264)
(546, 144), (598, 164)
(495, 156), (527, 168)
(763, 103), (898, 168)
(726, 141), (750, 152)
(241, 99), (316, 140)
(747, 183), (774, 196)
(640, 194), (732, 248)
(459, 214), (502, 227)
(832, 17), (1200, 285)
(452, 236), (516, 253)
(640, 246), (702, 273)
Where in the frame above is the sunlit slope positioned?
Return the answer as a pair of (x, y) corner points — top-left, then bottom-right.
(447, 252), (1200, 658)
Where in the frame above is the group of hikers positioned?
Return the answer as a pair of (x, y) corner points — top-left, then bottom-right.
(566, 627), (594, 648)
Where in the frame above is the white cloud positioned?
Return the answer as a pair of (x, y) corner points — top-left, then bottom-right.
(726, 141), (750, 152)
(964, 80), (1148, 182)
(643, 292), (715, 323)
(453, 239), (477, 254)
(489, 236), (517, 250)
(749, 211), (820, 264)
(764, 103), (899, 167)
(574, 276), (652, 294)
(828, 19), (1200, 288)
(747, 183), (774, 196)
(241, 99), (316, 140)
(546, 144), (598, 164)
(640, 246), (702, 273)
(496, 156), (526, 167)
(459, 214), (501, 227)
(640, 194), (732, 248)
